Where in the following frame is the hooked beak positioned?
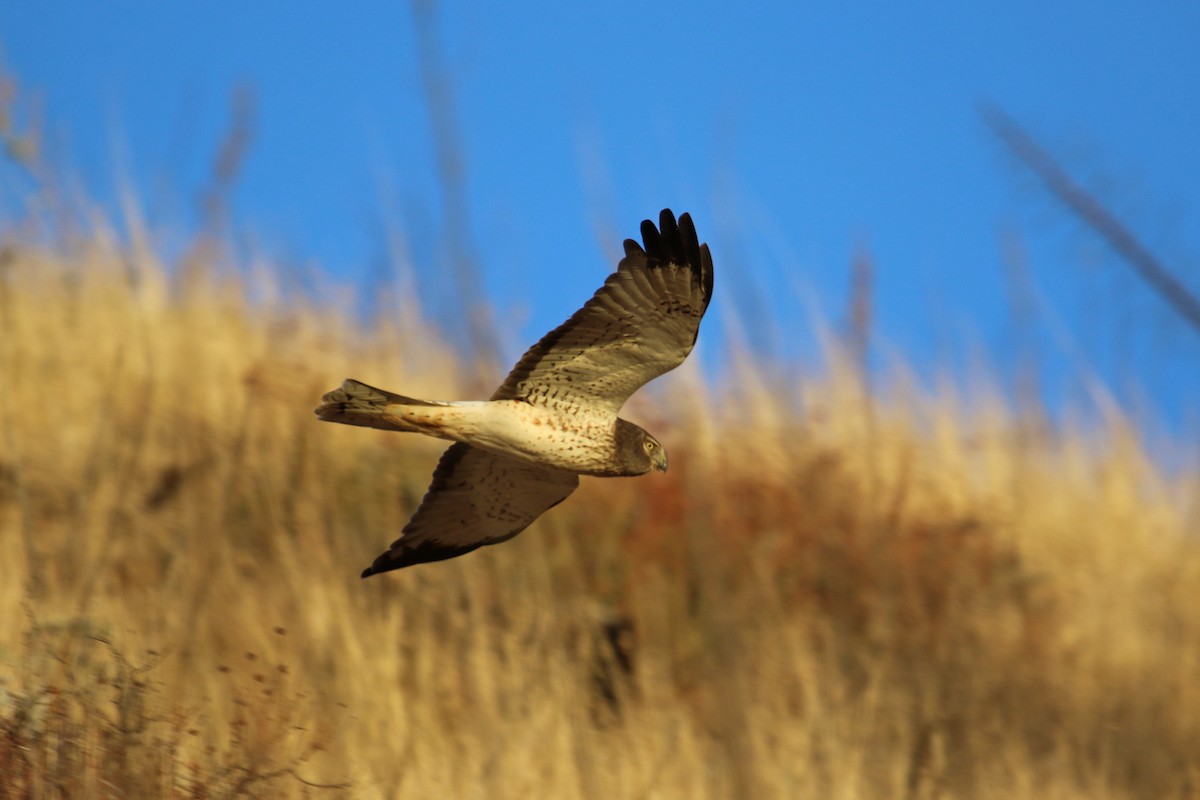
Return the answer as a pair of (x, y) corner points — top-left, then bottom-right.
(652, 448), (669, 473)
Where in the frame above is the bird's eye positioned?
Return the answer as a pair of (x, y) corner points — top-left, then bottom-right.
(645, 440), (656, 451)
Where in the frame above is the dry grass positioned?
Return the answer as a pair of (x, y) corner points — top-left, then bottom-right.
(1, 213), (1198, 799)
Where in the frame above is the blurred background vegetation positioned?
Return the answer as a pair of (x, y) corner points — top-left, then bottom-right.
(1, 36), (1199, 800)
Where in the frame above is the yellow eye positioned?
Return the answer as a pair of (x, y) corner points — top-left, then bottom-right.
(645, 440), (656, 452)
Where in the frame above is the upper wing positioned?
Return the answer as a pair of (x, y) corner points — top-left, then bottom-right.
(491, 209), (713, 414)
(361, 443), (579, 577)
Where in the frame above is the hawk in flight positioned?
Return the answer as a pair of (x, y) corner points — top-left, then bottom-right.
(317, 209), (713, 577)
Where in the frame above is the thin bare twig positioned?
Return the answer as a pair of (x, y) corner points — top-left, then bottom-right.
(846, 244), (874, 376)
(982, 104), (1200, 337)
(200, 84), (257, 231)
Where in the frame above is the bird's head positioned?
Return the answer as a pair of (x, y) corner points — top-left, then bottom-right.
(643, 434), (668, 473)
(614, 419), (668, 475)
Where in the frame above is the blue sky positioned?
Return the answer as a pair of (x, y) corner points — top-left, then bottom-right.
(2, 2), (1198, 446)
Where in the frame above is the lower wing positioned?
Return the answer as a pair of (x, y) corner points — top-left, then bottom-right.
(361, 443), (580, 577)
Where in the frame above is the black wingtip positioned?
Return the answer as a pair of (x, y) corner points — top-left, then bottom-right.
(643, 209), (695, 261)
(358, 533), (492, 578)
(361, 549), (392, 577)
(639, 208), (713, 304)
(657, 209), (682, 260)
(678, 213), (703, 272)
(640, 217), (663, 255)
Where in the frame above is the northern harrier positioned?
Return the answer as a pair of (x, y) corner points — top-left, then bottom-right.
(317, 209), (713, 576)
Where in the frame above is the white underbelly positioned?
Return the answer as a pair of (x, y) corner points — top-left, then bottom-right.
(464, 400), (617, 471)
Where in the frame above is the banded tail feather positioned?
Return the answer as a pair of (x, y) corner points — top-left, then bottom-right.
(315, 379), (448, 431)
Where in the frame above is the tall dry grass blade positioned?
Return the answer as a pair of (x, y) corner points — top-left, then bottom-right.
(412, 0), (501, 376)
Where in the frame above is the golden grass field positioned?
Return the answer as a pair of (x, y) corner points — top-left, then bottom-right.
(1, 214), (1199, 799)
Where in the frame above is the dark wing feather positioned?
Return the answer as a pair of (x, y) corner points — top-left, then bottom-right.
(361, 443), (579, 577)
(491, 209), (713, 413)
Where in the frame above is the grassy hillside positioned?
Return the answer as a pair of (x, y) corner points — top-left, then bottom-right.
(1, 218), (1198, 799)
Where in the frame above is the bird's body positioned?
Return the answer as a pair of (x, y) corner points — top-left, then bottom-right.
(322, 387), (639, 477)
(317, 209), (713, 576)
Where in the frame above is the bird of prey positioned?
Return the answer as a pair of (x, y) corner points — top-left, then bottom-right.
(317, 209), (713, 577)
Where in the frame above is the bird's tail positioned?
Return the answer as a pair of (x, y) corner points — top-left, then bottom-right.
(315, 379), (448, 432)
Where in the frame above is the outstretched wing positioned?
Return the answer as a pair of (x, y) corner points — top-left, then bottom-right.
(491, 209), (713, 414)
(361, 443), (579, 577)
